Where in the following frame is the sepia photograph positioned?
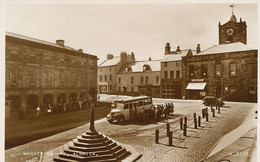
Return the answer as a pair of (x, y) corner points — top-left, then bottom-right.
(1, 0), (259, 162)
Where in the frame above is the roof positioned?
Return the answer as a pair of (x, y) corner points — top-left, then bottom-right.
(230, 13), (237, 22)
(6, 32), (79, 52)
(161, 49), (196, 62)
(196, 42), (255, 56)
(99, 56), (121, 67)
(118, 60), (161, 73)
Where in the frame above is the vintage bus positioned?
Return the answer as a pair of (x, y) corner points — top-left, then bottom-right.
(106, 96), (154, 124)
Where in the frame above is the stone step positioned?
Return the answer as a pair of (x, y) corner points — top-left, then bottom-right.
(85, 131), (99, 136)
(81, 133), (104, 139)
(73, 138), (113, 148)
(69, 141), (117, 152)
(77, 136), (108, 143)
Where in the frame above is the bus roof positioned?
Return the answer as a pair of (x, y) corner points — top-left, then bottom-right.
(115, 96), (151, 103)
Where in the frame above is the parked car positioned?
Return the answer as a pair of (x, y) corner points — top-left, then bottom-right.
(203, 96), (224, 107)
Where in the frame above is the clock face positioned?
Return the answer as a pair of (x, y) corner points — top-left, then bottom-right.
(226, 28), (234, 35)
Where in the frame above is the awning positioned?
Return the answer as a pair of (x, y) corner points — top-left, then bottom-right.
(186, 82), (207, 90)
(98, 82), (108, 86)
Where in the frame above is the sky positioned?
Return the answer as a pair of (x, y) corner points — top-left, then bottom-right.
(4, 2), (258, 64)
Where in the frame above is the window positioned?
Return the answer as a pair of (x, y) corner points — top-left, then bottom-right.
(189, 65), (195, 77)
(176, 70), (180, 79)
(164, 62), (168, 67)
(131, 77), (134, 84)
(100, 75), (102, 81)
(164, 71), (168, 79)
(170, 71), (174, 79)
(141, 77), (144, 84)
(145, 76), (149, 84)
(110, 85), (112, 90)
(131, 87), (134, 92)
(29, 71), (35, 85)
(110, 67), (112, 71)
(9, 68), (17, 85)
(251, 66), (257, 79)
(230, 63), (237, 76)
(104, 75), (107, 81)
(118, 77), (121, 84)
(176, 61), (180, 66)
(110, 75), (112, 81)
(156, 76), (159, 84)
(215, 64), (221, 77)
(124, 104), (129, 109)
(201, 65), (208, 77)
(100, 68), (102, 72)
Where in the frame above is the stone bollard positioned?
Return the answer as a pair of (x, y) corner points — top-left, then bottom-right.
(183, 123), (187, 136)
(206, 111), (209, 122)
(155, 129), (159, 144)
(194, 116), (197, 129)
(168, 131), (172, 146)
(218, 106), (221, 114)
(193, 113), (196, 118)
(213, 109), (215, 117)
(202, 109), (205, 118)
(184, 116), (187, 125)
(167, 123), (170, 137)
(198, 116), (201, 127)
(180, 118), (183, 130)
(211, 106), (213, 112)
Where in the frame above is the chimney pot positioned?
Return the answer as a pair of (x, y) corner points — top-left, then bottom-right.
(176, 46), (181, 52)
(78, 49), (83, 53)
(196, 44), (201, 53)
(56, 40), (65, 47)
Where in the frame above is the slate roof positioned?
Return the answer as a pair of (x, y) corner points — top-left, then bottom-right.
(6, 32), (79, 52)
(99, 56), (121, 67)
(196, 42), (255, 56)
(118, 60), (161, 73)
(161, 49), (196, 62)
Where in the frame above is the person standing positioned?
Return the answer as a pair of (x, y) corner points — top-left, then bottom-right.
(36, 106), (41, 119)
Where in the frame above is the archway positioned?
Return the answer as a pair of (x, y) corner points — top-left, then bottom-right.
(57, 93), (66, 112)
(43, 94), (54, 110)
(6, 95), (21, 112)
(26, 94), (39, 111)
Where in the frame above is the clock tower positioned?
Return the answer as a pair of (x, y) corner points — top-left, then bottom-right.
(218, 7), (247, 45)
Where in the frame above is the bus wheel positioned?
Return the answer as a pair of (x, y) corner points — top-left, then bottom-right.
(118, 116), (125, 124)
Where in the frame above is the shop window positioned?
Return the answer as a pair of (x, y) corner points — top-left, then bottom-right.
(215, 64), (221, 77)
(230, 63), (237, 76)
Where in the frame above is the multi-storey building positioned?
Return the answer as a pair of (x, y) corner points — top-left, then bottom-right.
(161, 43), (198, 99)
(98, 52), (135, 94)
(182, 12), (257, 102)
(5, 32), (98, 112)
(116, 58), (161, 97)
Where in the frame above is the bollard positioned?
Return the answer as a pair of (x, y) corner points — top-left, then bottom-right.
(202, 109), (204, 118)
(218, 106), (221, 114)
(213, 109), (215, 117)
(183, 123), (187, 136)
(193, 113), (196, 118)
(194, 116), (197, 129)
(180, 118), (183, 130)
(211, 106), (213, 112)
(168, 131), (172, 146)
(206, 111), (209, 122)
(198, 116), (201, 127)
(155, 129), (159, 144)
(167, 123), (170, 137)
(184, 116), (187, 125)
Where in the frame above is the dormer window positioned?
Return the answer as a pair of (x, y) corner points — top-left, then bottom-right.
(124, 67), (132, 73)
(143, 65), (151, 72)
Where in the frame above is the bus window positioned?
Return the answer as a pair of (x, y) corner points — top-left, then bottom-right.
(139, 101), (143, 106)
(129, 103), (133, 109)
(124, 104), (129, 109)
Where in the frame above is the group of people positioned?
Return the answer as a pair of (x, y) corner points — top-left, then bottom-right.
(154, 102), (174, 120)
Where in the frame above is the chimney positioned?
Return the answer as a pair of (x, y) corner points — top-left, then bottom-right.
(148, 57), (152, 61)
(56, 40), (65, 47)
(196, 44), (201, 53)
(120, 51), (127, 63)
(176, 46), (181, 52)
(78, 49), (83, 53)
(165, 43), (171, 54)
(107, 54), (114, 60)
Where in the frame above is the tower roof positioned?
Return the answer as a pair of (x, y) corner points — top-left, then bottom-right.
(230, 13), (237, 22)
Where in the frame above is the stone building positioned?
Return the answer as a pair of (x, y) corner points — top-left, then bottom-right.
(116, 58), (161, 97)
(98, 52), (135, 94)
(182, 12), (257, 102)
(161, 43), (198, 99)
(5, 32), (98, 113)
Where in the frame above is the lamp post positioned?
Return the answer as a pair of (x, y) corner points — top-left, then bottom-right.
(88, 87), (97, 132)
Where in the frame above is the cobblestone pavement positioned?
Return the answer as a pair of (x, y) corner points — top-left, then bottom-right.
(129, 103), (256, 162)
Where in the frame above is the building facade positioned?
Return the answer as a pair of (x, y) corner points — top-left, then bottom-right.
(6, 32), (98, 113)
(182, 13), (257, 102)
(98, 52), (135, 94)
(161, 43), (198, 99)
(116, 59), (161, 97)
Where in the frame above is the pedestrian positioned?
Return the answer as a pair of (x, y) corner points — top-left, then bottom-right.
(36, 106), (41, 119)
